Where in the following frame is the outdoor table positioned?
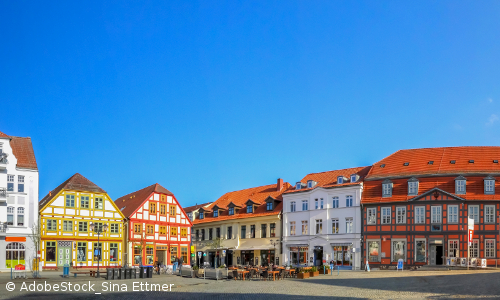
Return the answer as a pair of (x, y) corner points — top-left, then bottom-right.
(237, 270), (250, 281)
(285, 269), (295, 277)
(269, 270), (280, 281)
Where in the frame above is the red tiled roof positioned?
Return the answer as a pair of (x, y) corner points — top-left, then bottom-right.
(0, 131), (9, 138)
(184, 202), (212, 213)
(114, 183), (174, 218)
(284, 166), (371, 194)
(39, 173), (106, 209)
(0, 131), (37, 170)
(367, 147), (500, 179)
(193, 182), (292, 225)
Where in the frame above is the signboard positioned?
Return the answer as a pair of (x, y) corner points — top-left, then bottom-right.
(222, 250), (226, 256)
(468, 229), (474, 245)
(198, 252), (201, 256)
(15, 264), (25, 271)
(470, 258), (477, 267)
(468, 218), (474, 245)
(365, 260), (370, 272)
(460, 258), (467, 267)
(397, 259), (404, 271)
(481, 259), (487, 268)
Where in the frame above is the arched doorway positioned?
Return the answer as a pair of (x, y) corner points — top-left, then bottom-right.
(6, 242), (25, 268)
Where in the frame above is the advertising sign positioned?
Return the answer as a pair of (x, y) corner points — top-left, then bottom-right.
(397, 259), (404, 271)
(460, 258), (467, 267)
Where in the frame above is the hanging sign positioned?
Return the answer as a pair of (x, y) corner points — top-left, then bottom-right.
(468, 217), (474, 246)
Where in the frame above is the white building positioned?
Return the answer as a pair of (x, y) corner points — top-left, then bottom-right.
(282, 166), (371, 270)
(0, 131), (39, 271)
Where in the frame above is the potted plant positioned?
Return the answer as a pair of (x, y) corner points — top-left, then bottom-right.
(309, 266), (319, 277)
(319, 265), (330, 274)
(297, 268), (310, 279)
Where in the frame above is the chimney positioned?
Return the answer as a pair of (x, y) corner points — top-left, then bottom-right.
(277, 178), (284, 191)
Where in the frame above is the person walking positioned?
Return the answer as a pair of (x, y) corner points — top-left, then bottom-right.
(330, 259), (335, 275)
(173, 256), (178, 273)
(179, 256), (184, 274)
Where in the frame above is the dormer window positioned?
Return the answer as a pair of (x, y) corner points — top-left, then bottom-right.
(408, 177), (419, 196)
(337, 176), (343, 184)
(484, 176), (495, 195)
(450, 160), (456, 164)
(247, 205), (253, 213)
(382, 179), (393, 197)
(455, 176), (466, 194)
(213, 210), (218, 217)
(350, 174), (358, 183)
(307, 180), (314, 188)
(267, 202), (273, 211)
(296, 182), (302, 190)
(229, 207), (234, 215)
(428, 161), (434, 165)
(199, 212), (204, 219)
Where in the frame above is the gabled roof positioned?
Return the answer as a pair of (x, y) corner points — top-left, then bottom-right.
(284, 166), (371, 194)
(0, 131), (9, 138)
(39, 173), (106, 209)
(408, 187), (465, 202)
(0, 131), (37, 170)
(367, 146), (500, 179)
(184, 202), (212, 213)
(114, 183), (174, 218)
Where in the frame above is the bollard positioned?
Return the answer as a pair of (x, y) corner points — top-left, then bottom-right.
(337, 265), (339, 276)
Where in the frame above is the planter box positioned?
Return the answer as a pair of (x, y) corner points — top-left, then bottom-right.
(297, 272), (310, 279)
(319, 269), (330, 275)
(309, 271), (320, 277)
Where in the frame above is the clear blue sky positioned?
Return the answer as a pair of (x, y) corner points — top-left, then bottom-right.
(2, 0), (500, 207)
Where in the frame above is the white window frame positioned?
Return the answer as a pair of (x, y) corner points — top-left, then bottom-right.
(431, 206), (442, 224)
(485, 239), (495, 258)
(345, 218), (353, 233)
(448, 240), (459, 257)
(315, 199), (319, 210)
(337, 176), (343, 184)
(456, 179), (466, 194)
(382, 182), (392, 197)
(415, 238), (426, 262)
(346, 195), (353, 207)
(350, 174), (357, 182)
(332, 197), (339, 208)
(469, 239), (479, 258)
(485, 179), (495, 194)
(415, 206), (425, 224)
(302, 200), (308, 211)
(320, 198), (324, 209)
(296, 183), (301, 190)
(332, 219), (339, 234)
(396, 207), (406, 224)
(485, 205), (495, 223)
(290, 221), (296, 236)
(391, 239), (407, 262)
(381, 207), (391, 224)
(448, 205), (458, 223)
(315, 219), (323, 234)
(367, 208), (376, 225)
(290, 201), (296, 212)
(468, 205), (479, 223)
(301, 220), (308, 235)
(17, 207), (24, 226)
(408, 180), (418, 195)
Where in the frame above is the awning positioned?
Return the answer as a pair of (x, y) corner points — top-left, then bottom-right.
(234, 246), (274, 251)
(330, 243), (353, 247)
(287, 244), (308, 247)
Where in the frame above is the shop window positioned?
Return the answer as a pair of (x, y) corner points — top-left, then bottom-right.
(46, 241), (56, 262)
(110, 223), (119, 234)
(134, 224), (142, 233)
(17, 207), (24, 226)
(171, 226), (178, 236)
(95, 197), (103, 210)
(367, 241), (380, 262)
(6, 242), (25, 268)
(134, 246), (141, 265)
(93, 242), (102, 261)
(110, 243), (118, 262)
(270, 223), (276, 237)
(261, 224), (267, 238)
(47, 219), (57, 231)
(77, 242), (87, 262)
(150, 203), (156, 214)
(181, 228), (188, 237)
(65, 194), (75, 207)
(181, 247), (188, 264)
(63, 220), (72, 232)
(449, 240), (459, 257)
(80, 196), (89, 209)
(392, 240), (406, 262)
(170, 246), (178, 263)
(146, 246), (154, 265)
(160, 226), (167, 235)
(78, 221), (88, 232)
(415, 240), (426, 262)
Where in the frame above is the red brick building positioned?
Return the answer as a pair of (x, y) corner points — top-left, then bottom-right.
(362, 147), (500, 268)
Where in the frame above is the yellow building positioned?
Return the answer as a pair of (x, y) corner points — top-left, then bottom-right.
(39, 173), (125, 269)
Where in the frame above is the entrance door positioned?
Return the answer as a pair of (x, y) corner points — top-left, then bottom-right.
(156, 250), (166, 265)
(58, 246), (71, 266)
(430, 245), (436, 265)
(436, 246), (443, 265)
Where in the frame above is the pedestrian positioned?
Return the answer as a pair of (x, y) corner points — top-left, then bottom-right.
(173, 257), (177, 273)
(330, 259), (334, 274)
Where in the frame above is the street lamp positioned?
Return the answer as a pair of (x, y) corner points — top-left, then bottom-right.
(270, 239), (281, 266)
(90, 222), (108, 278)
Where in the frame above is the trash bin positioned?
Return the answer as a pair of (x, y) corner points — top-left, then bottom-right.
(139, 266), (145, 278)
(146, 266), (153, 278)
(106, 268), (113, 280)
(130, 268), (137, 279)
(113, 268), (120, 279)
(120, 268), (126, 280)
(63, 264), (70, 278)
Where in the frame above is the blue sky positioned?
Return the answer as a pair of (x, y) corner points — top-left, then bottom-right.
(2, 0), (500, 207)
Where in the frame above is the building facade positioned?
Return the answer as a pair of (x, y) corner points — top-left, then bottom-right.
(39, 173), (125, 269)
(192, 179), (290, 267)
(115, 184), (192, 267)
(184, 202), (212, 265)
(0, 131), (39, 271)
(362, 147), (500, 269)
(282, 167), (370, 270)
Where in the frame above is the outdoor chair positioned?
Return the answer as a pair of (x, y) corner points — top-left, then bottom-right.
(260, 270), (268, 281)
(249, 268), (257, 280)
(232, 270), (239, 280)
(279, 269), (285, 280)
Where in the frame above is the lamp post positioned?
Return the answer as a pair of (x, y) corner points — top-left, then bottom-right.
(90, 222), (108, 278)
(270, 239), (281, 266)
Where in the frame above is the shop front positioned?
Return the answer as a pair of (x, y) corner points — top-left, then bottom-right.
(260, 250), (275, 266)
(331, 243), (352, 269)
(288, 244), (308, 267)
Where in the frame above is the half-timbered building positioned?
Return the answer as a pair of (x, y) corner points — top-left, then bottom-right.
(115, 183), (192, 267)
(362, 147), (500, 269)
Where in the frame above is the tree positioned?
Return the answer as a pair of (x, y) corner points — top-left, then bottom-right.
(28, 220), (41, 278)
(130, 232), (148, 267)
(207, 237), (225, 268)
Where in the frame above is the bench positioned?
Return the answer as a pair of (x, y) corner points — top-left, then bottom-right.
(71, 270), (98, 277)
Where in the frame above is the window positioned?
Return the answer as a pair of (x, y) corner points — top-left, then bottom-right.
(94, 197), (103, 210)
(267, 202), (273, 210)
(301, 221), (308, 235)
(229, 207), (234, 215)
(447, 205), (458, 223)
(270, 223), (276, 237)
(455, 177), (466, 194)
(485, 205), (495, 223)
(382, 207), (391, 224)
(415, 239), (426, 262)
(367, 208), (376, 225)
(199, 212), (204, 219)
(449, 240), (459, 257)
(65, 194), (75, 207)
(63, 220), (72, 232)
(332, 219), (339, 234)
(415, 206), (425, 224)
(170, 246), (177, 263)
(315, 219), (322, 234)
(93, 222), (103, 233)
(290, 201), (296, 212)
(261, 224), (267, 238)
(110, 243), (118, 262)
(431, 206), (442, 231)
(315, 199), (319, 209)
(241, 225), (246, 239)
(47, 219), (57, 231)
(134, 224), (141, 233)
(468, 205), (479, 223)
(7, 207), (14, 225)
(144, 224), (153, 234)
(337, 176), (343, 184)
(345, 218), (353, 233)
(170, 226), (178, 236)
(160, 226), (167, 235)
(160, 204), (166, 215)
(307, 181), (313, 188)
(7, 175), (14, 191)
(485, 239), (495, 258)
(247, 205), (253, 213)
(149, 202), (156, 214)
(296, 182), (301, 189)
(392, 240), (406, 262)
(17, 207), (24, 226)
(346, 195), (353, 207)
(408, 179), (418, 195)
(46, 242), (56, 262)
(382, 180), (392, 197)
(77, 242), (87, 262)
(208, 228), (213, 240)
(227, 226), (232, 239)
(351, 174), (357, 182)
(469, 240), (479, 258)
(93, 242), (103, 261)
(110, 223), (119, 234)
(302, 200), (308, 211)
(201, 229), (205, 240)
(250, 225), (255, 238)
(368, 241), (380, 262)
(17, 175), (24, 193)
(78, 221), (88, 232)
(181, 246), (188, 264)
(290, 221), (296, 236)
(213, 209), (218, 217)
(170, 205), (176, 216)
(332, 197), (339, 208)
(181, 227), (188, 237)
(485, 178), (495, 194)
(396, 207), (406, 224)
(80, 196), (89, 209)
(161, 195), (166, 202)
